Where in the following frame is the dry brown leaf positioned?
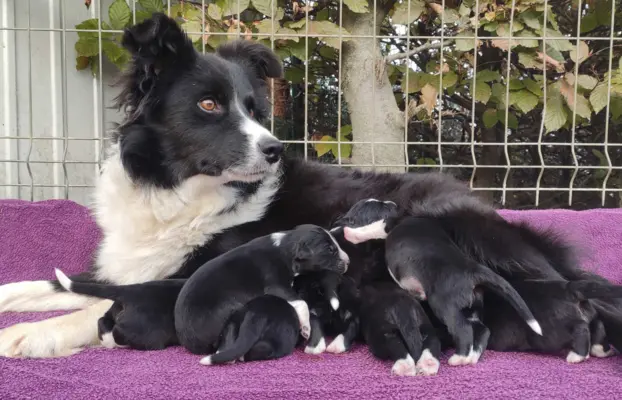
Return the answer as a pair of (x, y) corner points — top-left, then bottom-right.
(421, 84), (438, 115)
(84, 0), (92, 9)
(537, 52), (565, 73)
(560, 79), (576, 108)
(491, 39), (510, 51)
(429, 3), (444, 15)
(407, 99), (419, 120)
(293, 2), (299, 14)
(437, 63), (450, 73)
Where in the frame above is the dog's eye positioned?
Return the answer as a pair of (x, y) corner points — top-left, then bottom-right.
(198, 98), (219, 113)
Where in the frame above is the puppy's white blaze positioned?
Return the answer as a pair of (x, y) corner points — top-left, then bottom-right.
(199, 355), (213, 365)
(54, 269), (73, 292)
(271, 232), (285, 247)
(330, 297), (340, 311)
(343, 219), (387, 244)
(527, 319), (543, 336)
(326, 334), (347, 354)
(304, 337), (326, 355)
(324, 228), (350, 268)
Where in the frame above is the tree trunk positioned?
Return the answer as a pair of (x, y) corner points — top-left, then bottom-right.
(341, 3), (405, 172)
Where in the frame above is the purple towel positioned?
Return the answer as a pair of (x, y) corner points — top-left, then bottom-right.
(0, 200), (621, 400)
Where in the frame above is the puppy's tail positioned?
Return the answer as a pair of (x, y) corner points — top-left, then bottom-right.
(392, 300), (423, 360)
(200, 314), (266, 365)
(54, 268), (132, 303)
(567, 280), (622, 300)
(475, 267), (542, 336)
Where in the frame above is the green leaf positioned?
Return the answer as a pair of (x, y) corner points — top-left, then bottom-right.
(252, 0), (276, 17)
(570, 74), (598, 90)
(138, 0), (163, 12)
(544, 45), (565, 64)
(568, 94), (592, 120)
(344, 0), (369, 14)
(102, 40), (126, 63)
(308, 21), (350, 49)
(520, 10), (541, 30)
(90, 56), (99, 77)
(442, 9), (461, 24)
(208, 3), (223, 19)
(545, 89), (568, 132)
(483, 21), (498, 32)
(595, 0), (612, 26)
(474, 82), (492, 104)
(509, 79), (525, 90)
(284, 67), (305, 84)
(523, 78), (543, 96)
(580, 12), (598, 33)
(455, 30), (476, 52)
(476, 69), (501, 83)
(109, 0), (131, 30)
(589, 83), (609, 114)
(392, 0), (425, 25)
(314, 135), (352, 159)
(442, 71), (458, 89)
(135, 11), (152, 23)
(182, 20), (204, 42)
(75, 56), (90, 70)
(515, 30), (539, 48)
(547, 38), (574, 52)
(518, 52), (541, 69)
(511, 89), (539, 113)
(416, 158), (437, 166)
(218, 0), (250, 16)
(483, 108), (499, 128)
(569, 41), (590, 65)
(496, 22), (510, 37)
(406, 71), (426, 93)
(491, 83), (505, 103)
(288, 20), (306, 29)
(284, 39), (309, 61)
(497, 109), (519, 129)
(75, 19), (100, 39)
(75, 37), (100, 57)
(611, 96), (622, 120)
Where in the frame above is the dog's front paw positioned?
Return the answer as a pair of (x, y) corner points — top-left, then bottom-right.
(326, 334), (347, 354)
(416, 349), (440, 376)
(566, 351), (589, 364)
(0, 322), (80, 358)
(391, 355), (417, 376)
(448, 353), (472, 366)
(304, 337), (326, 355)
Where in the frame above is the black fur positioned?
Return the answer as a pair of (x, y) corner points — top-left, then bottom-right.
(175, 224), (348, 355)
(205, 295), (299, 365)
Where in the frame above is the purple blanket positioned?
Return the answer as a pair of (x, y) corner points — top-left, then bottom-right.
(1, 200), (621, 399)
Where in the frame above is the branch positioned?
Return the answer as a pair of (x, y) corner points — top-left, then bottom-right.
(385, 39), (455, 63)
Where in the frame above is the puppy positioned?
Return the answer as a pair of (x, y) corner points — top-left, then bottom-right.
(359, 282), (442, 376)
(344, 215), (542, 366)
(484, 279), (622, 363)
(200, 295), (299, 365)
(293, 271), (360, 354)
(54, 270), (184, 350)
(175, 224), (350, 357)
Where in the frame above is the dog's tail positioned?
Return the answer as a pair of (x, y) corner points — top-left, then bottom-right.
(199, 314), (267, 365)
(475, 267), (542, 336)
(54, 268), (134, 303)
(392, 300), (423, 360)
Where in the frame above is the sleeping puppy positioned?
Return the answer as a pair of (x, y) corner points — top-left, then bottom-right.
(484, 279), (622, 362)
(344, 215), (542, 366)
(359, 282), (441, 376)
(293, 271), (360, 354)
(54, 272), (185, 350)
(175, 224), (350, 358)
(200, 295), (300, 365)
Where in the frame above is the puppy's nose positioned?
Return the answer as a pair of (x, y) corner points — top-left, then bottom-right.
(258, 138), (284, 164)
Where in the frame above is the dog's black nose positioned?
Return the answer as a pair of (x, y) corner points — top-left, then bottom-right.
(258, 138), (284, 164)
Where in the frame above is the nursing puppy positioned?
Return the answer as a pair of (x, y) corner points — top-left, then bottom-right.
(360, 282), (442, 376)
(175, 224), (349, 356)
(200, 295), (299, 365)
(344, 216), (542, 366)
(293, 271), (360, 354)
(484, 279), (622, 362)
(54, 270), (184, 350)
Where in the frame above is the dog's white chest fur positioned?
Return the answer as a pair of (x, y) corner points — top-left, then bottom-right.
(92, 145), (279, 284)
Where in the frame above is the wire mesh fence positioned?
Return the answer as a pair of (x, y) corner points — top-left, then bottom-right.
(0, 0), (621, 209)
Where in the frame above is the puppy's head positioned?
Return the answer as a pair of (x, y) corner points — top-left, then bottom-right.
(288, 225), (350, 275)
(332, 199), (399, 230)
(115, 13), (284, 188)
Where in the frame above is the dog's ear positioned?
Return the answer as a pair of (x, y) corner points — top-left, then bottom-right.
(122, 13), (196, 74)
(216, 40), (283, 80)
(292, 241), (313, 272)
(118, 124), (175, 189)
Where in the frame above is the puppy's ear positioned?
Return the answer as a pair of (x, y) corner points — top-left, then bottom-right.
(292, 242), (313, 272)
(118, 124), (175, 188)
(216, 40), (283, 79)
(122, 13), (196, 74)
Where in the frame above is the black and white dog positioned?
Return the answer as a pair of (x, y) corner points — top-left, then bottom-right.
(1, 13), (621, 360)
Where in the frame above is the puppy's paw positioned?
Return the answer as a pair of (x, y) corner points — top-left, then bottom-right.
(199, 355), (214, 365)
(448, 353), (472, 366)
(326, 334), (347, 354)
(416, 349), (440, 376)
(288, 300), (311, 339)
(466, 348), (482, 365)
(391, 355), (417, 377)
(304, 337), (326, 355)
(590, 344), (617, 358)
(566, 351), (589, 364)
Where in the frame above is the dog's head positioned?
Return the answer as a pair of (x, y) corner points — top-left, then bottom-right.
(332, 199), (399, 229)
(114, 13), (284, 188)
(287, 225), (350, 275)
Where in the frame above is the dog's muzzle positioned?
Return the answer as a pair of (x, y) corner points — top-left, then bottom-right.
(258, 137), (284, 164)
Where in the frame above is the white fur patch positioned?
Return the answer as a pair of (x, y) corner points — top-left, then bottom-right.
(590, 344), (616, 358)
(304, 337), (326, 355)
(54, 269), (72, 291)
(566, 351), (588, 364)
(416, 349), (440, 375)
(271, 232), (286, 247)
(466, 347), (482, 364)
(100, 332), (119, 349)
(324, 228), (350, 268)
(326, 334), (347, 354)
(288, 300), (311, 339)
(199, 355), (213, 365)
(0, 280), (97, 312)
(448, 347), (474, 367)
(391, 354), (417, 376)
(343, 220), (387, 244)
(330, 297), (340, 311)
(365, 198), (380, 203)
(527, 319), (543, 336)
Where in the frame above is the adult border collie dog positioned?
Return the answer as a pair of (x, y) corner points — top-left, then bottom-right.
(0, 13), (620, 358)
